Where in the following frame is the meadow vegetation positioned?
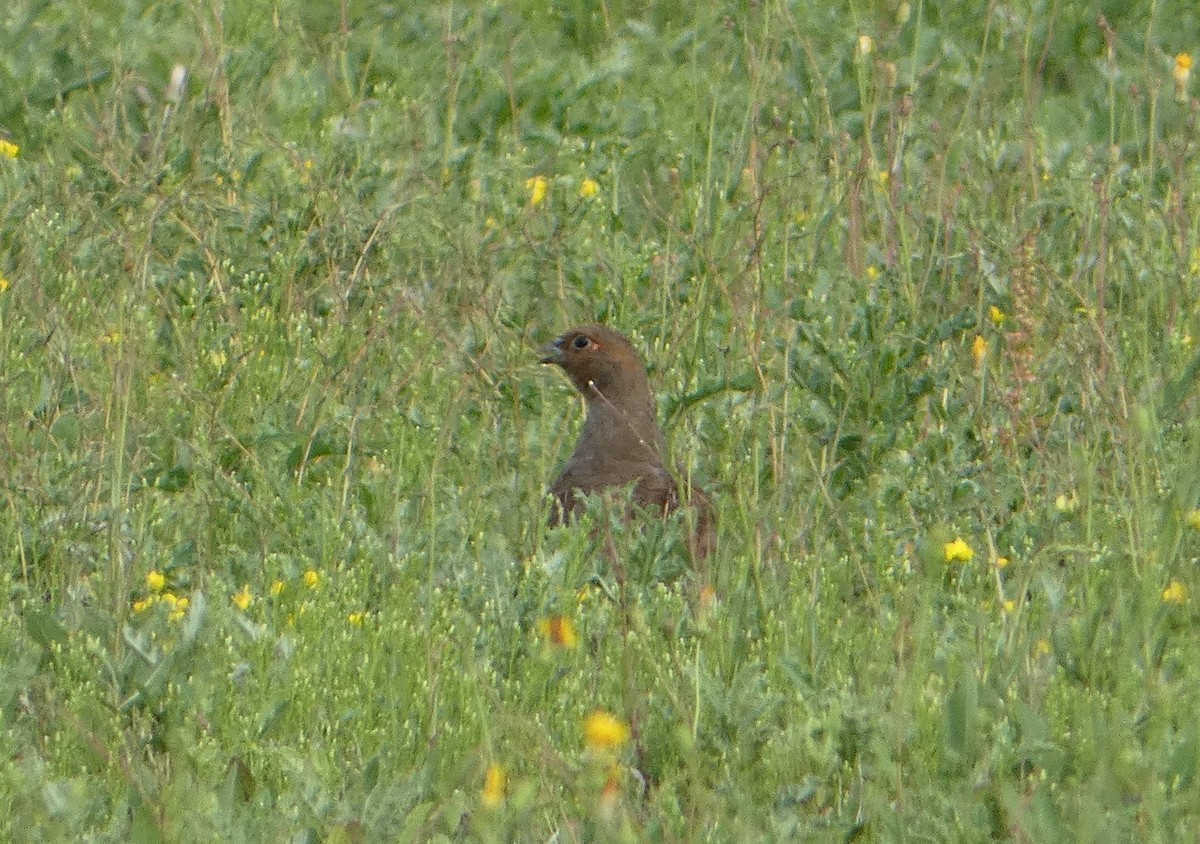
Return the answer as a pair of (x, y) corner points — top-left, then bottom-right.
(3, 0), (1200, 840)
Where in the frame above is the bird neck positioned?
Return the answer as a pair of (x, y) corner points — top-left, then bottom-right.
(578, 387), (665, 465)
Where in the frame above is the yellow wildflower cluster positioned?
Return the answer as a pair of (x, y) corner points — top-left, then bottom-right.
(972, 335), (988, 366)
(232, 585), (253, 610)
(537, 614), (579, 650)
(582, 711), (629, 813)
(524, 174), (601, 207)
(471, 628), (632, 812)
(161, 593), (190, 622)
(0, 139), (18, 159)
(481, 763), (507, 809)
(526, 175), (548, 207)
(131, 571), (190, 621)
(1176, 53), (1192, 98)
(943, 537), (974, 564)
(1163, 580), (1190, 605)
(584, 710), (630, 752)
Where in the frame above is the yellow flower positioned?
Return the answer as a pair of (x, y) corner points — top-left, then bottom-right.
(526, 175), (548, 207)
(169, 596), (190, 621)
(944, 537), (974, 564)
(579, 177), (599, 199)
(537, 615), (579, 649)
(0, 274), (9, 293)
(481, 763), (507, 809)
(169, 596), (189, 621)
(0, 139), (18, 159)
(989, 305), (1006, 327)
(995, 556), (1010, 570)
(160, 592), (178, 608)
(1162, 580), (1190, 605)
(857, 35), (875, 58)
(972, 335), (988, 365)
(1034, 639), (1051, 657)
(348, 611), (364, 627)
(1176, 53), (1193, 100)
(1186, 509), (1200, 531)
(269, 579), (285, 597)
(132, 598), (152, 613)
(1054, 493), (1077, 514)
(876, 169), (890, 186)
(304, 569), (319, 589)
(146, 570), (166, 592)
(584, 710), (630, 752)
(865, 265), (880, 280)
(232, 585), (253, 610)
(1175, 53), (1192, 84)
(1002, 599), (1016, 614)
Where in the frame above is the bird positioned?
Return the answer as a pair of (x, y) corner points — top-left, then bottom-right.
(540, 324), (713, 560)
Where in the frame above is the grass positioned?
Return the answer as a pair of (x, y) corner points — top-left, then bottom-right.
(2, 0), (1200, 840)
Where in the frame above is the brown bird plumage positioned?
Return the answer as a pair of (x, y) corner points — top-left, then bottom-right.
(540, 324), (713, 560)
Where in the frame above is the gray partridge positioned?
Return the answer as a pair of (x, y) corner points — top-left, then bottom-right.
(540, 324), (713, 560)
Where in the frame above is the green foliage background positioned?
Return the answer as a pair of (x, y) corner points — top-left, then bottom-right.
(3, 0), (1200, 840)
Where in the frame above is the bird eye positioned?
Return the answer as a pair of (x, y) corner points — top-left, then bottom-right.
(572, 336), (591, 349)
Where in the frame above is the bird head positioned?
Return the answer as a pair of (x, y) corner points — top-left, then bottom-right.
(540, 324), (651, 402)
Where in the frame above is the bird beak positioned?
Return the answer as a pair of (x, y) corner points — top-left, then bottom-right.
(539, 337), (565, 365)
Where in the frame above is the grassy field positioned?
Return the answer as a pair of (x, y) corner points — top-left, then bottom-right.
(3, 0), (1200, 840)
